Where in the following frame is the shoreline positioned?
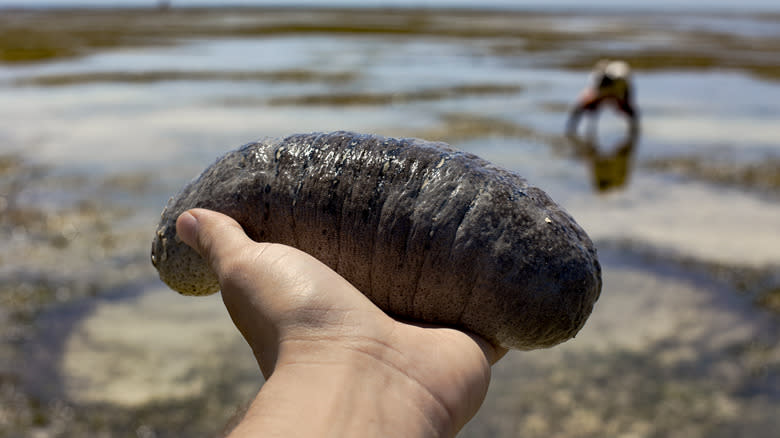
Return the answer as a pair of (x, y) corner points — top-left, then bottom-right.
(1, 8), (778, 82)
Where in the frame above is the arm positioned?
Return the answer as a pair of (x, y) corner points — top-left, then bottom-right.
(567, 88), (600, 136)
(566, 105), (585, 136)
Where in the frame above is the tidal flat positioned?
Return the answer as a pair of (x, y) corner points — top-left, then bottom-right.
(1, 6), (779, 437)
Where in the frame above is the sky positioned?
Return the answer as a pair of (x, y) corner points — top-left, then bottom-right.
(2, 0), (779, 12)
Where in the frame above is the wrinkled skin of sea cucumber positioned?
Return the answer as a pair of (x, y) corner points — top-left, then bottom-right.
(151, 131), (601, 350)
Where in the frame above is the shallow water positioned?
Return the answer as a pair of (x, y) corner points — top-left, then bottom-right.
(1, 7), (778, 437)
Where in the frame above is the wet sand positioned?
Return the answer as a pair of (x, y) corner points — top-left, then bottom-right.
(1, 7), (778, 437)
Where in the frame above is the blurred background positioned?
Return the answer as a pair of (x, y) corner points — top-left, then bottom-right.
(1, 1), (779, 437)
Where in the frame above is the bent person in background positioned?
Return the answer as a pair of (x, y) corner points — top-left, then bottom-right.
(567, 59), (639, 136)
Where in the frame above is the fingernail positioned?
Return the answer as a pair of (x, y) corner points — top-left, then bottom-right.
(176, 210), (199, 249)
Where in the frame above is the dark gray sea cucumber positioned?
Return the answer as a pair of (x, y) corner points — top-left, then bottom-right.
(151, 131), (601, 350)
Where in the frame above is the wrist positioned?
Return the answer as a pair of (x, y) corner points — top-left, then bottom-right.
(229, 338), (456, 438)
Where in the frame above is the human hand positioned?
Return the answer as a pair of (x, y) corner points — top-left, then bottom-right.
(176, 208), (507, 438)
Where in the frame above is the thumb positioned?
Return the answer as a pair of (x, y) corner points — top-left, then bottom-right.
(176, 208), (289, 376)
(175, 208), (380, 378)
(175, 208), (311, 303)
(176, 208), (255, 277)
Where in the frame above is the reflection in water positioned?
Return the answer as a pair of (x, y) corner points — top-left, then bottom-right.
(567, 130), (639, 193)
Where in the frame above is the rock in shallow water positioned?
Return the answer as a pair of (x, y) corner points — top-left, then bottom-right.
(151, 131), (601, 350)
